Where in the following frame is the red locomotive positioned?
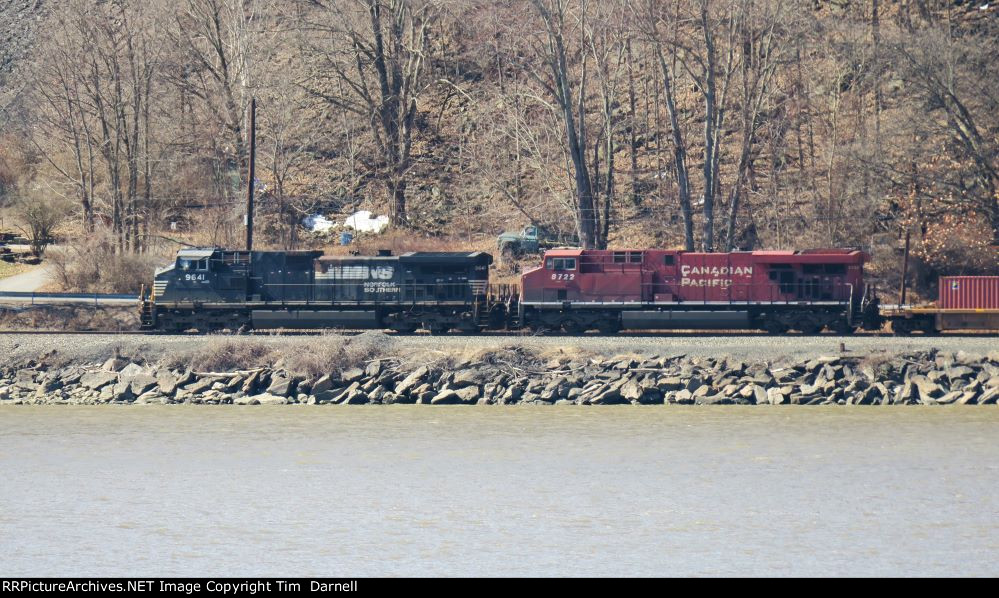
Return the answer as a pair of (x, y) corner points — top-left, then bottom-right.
(518, 248), (878, 333)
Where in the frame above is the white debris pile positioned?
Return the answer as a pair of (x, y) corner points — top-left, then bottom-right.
(302, 211), (390, 235)
(342, 210), (390, 234)
(302, 214), (336, 233)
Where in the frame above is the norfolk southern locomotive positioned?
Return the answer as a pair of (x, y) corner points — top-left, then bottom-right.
(141, 246), (885, 334)
(141, 248), (498, 333)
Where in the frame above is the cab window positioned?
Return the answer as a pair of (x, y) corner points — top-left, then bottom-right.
(180, 258), (210, 271)
(547, 258), (576, 271)
(555, 258), (575, 271)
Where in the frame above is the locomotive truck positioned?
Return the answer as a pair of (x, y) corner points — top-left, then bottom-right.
(141, 246), (882, 334)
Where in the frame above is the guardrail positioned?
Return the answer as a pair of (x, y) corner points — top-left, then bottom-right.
(0, 291), (137, 306)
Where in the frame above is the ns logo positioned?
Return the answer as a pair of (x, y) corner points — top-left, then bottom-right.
(370, 266), (394, 280)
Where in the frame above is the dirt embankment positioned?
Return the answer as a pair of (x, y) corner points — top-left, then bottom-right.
(0, 305), (139, 331)
(0, 0), (44, 106)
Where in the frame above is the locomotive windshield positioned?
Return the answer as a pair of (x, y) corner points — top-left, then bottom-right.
(178, 258), (210, 271)
(546, 258), (576, 271)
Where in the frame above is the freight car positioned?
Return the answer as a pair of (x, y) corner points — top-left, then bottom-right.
(518, 248), (881, 333)
(141, 248), (498, 333)
(141, 246), (884, 334)
(882, 276), (999, 334)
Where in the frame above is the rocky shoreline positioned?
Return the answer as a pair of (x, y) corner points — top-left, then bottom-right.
(2, 345), (999, 406)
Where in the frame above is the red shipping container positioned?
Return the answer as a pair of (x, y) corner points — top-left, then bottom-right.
(938, 276), (999, 309)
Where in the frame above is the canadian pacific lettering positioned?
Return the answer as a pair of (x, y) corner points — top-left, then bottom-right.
(680, 264), (752, 287)
(680, 265), (753, 277)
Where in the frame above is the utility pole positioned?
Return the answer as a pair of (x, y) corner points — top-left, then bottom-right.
(245, 97), (257, 251)
(899, 229), (911, 306)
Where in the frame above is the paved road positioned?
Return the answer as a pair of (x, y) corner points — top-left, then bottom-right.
(0, 265), (51, 292)
(0, 262), (135, 305)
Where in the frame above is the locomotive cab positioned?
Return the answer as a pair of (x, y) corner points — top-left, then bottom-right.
(152, 248), (251, 304)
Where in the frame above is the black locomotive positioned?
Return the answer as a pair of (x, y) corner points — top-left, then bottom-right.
(141, 248), (500, 333)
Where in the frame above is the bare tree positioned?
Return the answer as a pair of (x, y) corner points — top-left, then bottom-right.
(165, 0), (258, 208)
(258, 80), (326, 249)
(523, 0), (631, 249)
(671, 0), (740, 252)
(28, 0), (161, 252)
(633, 0), (695, 250)
(723, 0), (794, 251)
(16, 193), (70, 256)
(30, 11), (98, 233)
(892, 22), (998, 244)
(298, 0), (436, 227)
(585, 3), (627, 246)
(81, 1), (159, 251)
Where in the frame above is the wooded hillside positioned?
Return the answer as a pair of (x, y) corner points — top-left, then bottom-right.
(0, 0), (996, 292)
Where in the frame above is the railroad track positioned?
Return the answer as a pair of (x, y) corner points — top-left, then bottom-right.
(0, 329), (150, 335)
(0, 328), (994, 338)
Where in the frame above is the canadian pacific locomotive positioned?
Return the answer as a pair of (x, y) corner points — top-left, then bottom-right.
(519, 248), (877, 334)
(141, 246), (883, 334)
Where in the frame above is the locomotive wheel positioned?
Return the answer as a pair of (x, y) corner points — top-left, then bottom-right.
(487, 305), (508, 329)
(528, 322), (552, 334)
(918, 318), (938, 335)
(157, 314), (190, 334)
(560, 318), (584, 334)
(891, 319), (915, 335)
(831, 319), (856, 335)
(796, 316), (823, 335)
(596, 319), (620, 335)
(223, 314), (250, 332)
(390, 325), (418, 335)
(763, 317), (789, 335)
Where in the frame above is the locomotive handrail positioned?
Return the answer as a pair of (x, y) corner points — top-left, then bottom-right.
(530, 281), (857, 305)
(846, 283), (854, 326)
(246, 281), (488, 308)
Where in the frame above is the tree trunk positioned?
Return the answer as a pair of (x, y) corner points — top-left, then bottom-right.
(654, 46), (694, 251)
(699, 0), (718, 253)
(388, 178), (407, 227)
